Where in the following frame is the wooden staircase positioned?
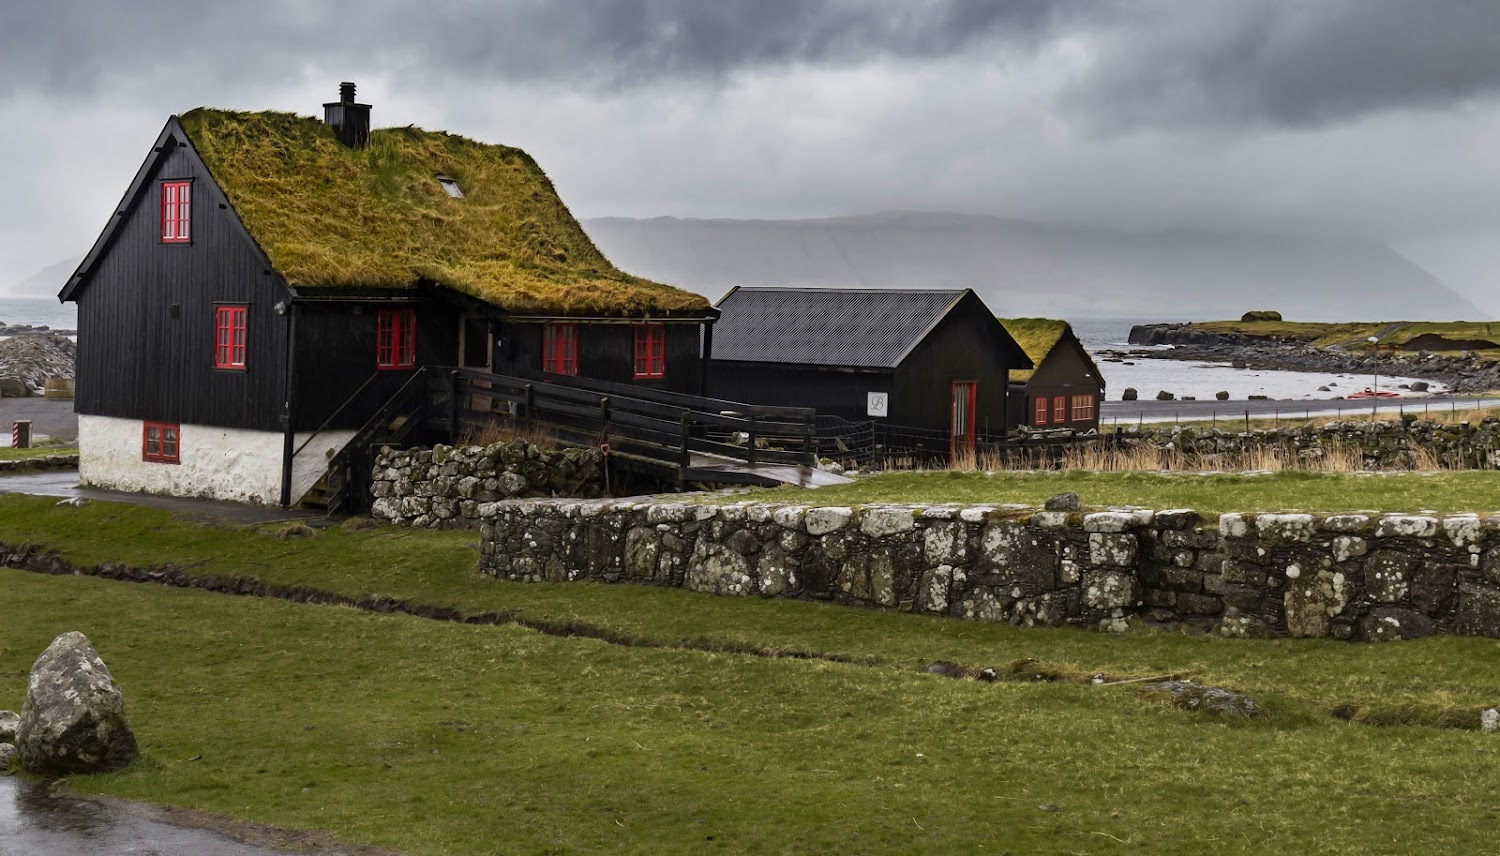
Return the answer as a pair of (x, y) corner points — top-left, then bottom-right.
(296, 370), (431, 514)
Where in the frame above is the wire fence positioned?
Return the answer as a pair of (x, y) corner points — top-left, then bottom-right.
(813, 415), (1087, 470)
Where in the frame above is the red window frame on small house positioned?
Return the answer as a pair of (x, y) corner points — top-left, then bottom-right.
(543, 322), (578, 376)
(633, 323), (666, 379)
(376, 308), (417, 369)
(160, 181), (192, 243)
(214, 305), (248, 370)
(1033, 396), (1048, 426)
(1054, 396), (1067, 424)
(142, 421), (180, 464)
(1071, 394), (1096, 422)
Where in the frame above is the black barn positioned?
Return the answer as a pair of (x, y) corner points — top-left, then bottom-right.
(1000, 319), (1106, 434)
(708, 288), (1031, 455)
(59, 84), (716, 507)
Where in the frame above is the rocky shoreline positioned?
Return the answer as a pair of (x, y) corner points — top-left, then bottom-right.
(0, 332), (75, 397)
(1121, 323), (1500, 394)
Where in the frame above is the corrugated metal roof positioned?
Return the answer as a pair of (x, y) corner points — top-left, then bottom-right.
(712, 287), (967, 368)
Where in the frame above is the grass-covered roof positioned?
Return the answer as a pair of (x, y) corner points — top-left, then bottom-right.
(177, 109), (710, 317)
(998, 317), (1071, 383)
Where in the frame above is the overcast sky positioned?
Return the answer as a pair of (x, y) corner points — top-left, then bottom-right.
(4, 0), (1500, 310)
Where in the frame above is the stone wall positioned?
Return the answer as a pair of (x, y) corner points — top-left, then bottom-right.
(477, 499), (1500, 642)
(1114, 416), (1500, 469)
(371, 441), (605, 529)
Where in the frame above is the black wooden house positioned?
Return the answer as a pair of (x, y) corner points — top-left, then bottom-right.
(1000, 318), (1106, 433)
(708, 288), (1031, 455)
(60, 84), (717, 507)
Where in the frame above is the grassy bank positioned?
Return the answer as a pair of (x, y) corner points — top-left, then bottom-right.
(0, 446), (74, 462)
(750, 469), (1500, 516)
(2, 495), (1499, 853)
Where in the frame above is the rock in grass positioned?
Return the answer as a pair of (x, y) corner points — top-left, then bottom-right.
(1483, 708), (1499, 734)
(0, 710), (18, 743)
(1141, 680), (1262, 718)
(1044, 492), (1081, 512)
(0, 743), (15, 771)
(275, 522), (317, 540)
(17, 632), (138, 775)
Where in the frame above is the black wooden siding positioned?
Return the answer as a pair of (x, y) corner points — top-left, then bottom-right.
(709, 363), (892, 422)
(493, 321), (703, 394)
(890, 296), (1015, 436)
(74, 143), (292, 432)
(290, 298), (459, 431)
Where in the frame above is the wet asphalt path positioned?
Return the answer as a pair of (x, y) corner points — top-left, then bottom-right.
(0, 777), (299, 856)
(1100, 395), (1500, 425)
(0, 471), (316, 526)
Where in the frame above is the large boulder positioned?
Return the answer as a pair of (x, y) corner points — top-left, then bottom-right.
(17, 632), (138, 775)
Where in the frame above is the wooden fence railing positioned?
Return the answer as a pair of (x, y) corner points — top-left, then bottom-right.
(432, 368), (818, 485)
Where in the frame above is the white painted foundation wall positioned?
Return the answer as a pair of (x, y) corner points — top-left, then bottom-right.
(77, 415), (357, 506)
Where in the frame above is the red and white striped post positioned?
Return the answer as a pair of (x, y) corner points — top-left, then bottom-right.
(11, 420), (32, 449)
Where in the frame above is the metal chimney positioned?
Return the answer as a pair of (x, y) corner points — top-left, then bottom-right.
(323, 81), (370, 149)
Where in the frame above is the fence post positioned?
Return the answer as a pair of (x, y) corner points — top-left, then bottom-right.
(599, 396), (611, 444)
(448, 370), (460, 441)
(803, 414), (817, 467)
(523, 383), (535, 427)
(678, 413), (692, 491)
(746, 413), (758, 466)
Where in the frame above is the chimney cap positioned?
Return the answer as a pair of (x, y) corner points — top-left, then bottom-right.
(339, 81), (356, 103)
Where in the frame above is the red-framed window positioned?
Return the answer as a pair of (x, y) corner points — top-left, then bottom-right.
(633, 323), (665, 379)
(1033, 396), (1048, 426)
(142, 421), (180, 464)
(1054, 396), (1067, 424)
(543, 322), (578, 376)
(376, 308), (417, 369)
(1071, 394), (1096, 422)
(161, 181), (191, 243)
(214, 305), (247, 370)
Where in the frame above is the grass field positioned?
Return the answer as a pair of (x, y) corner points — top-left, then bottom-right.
(2, 495), (1499, 854)
(749, 469), (1500, 516)
(0, 446), (73, 462)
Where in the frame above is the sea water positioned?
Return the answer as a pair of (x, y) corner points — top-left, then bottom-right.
(1070, 317), (1446, 401)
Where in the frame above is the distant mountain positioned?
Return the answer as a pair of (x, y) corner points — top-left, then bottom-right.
(7, 256), (83, 297)
(583, 212), (1482, 321)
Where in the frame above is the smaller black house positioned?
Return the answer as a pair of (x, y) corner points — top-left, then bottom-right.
(709, 288), (1031, 455)
(999, 318), (1106, 433)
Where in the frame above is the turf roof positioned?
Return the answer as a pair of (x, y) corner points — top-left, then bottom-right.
(998, 317), (1071, 383)
(176, 109), (710, 317)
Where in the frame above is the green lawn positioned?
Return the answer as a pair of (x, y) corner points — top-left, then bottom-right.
(2, 495), (1499, 853)
(0, 446), (74, 461)
(750, 470), (1500, 516)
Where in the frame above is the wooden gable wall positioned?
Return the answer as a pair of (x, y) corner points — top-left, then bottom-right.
(73, 139), (292, 432)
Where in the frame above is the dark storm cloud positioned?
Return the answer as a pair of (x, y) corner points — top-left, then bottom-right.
(0, 0), (1070, 97)
(1068, 0), (1500, 129)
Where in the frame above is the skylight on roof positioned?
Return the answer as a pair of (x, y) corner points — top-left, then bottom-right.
(437, 176), (464, 198)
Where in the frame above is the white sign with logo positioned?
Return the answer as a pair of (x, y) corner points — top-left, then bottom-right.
(867, 392), (889, 418)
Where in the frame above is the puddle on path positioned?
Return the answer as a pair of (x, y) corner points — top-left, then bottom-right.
(0, 776), (298, 856)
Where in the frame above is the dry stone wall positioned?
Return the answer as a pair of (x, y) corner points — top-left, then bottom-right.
(1116, 416), (1500, 470)
(371, 441), (605, 529)
(477, 499), (1500, 642)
